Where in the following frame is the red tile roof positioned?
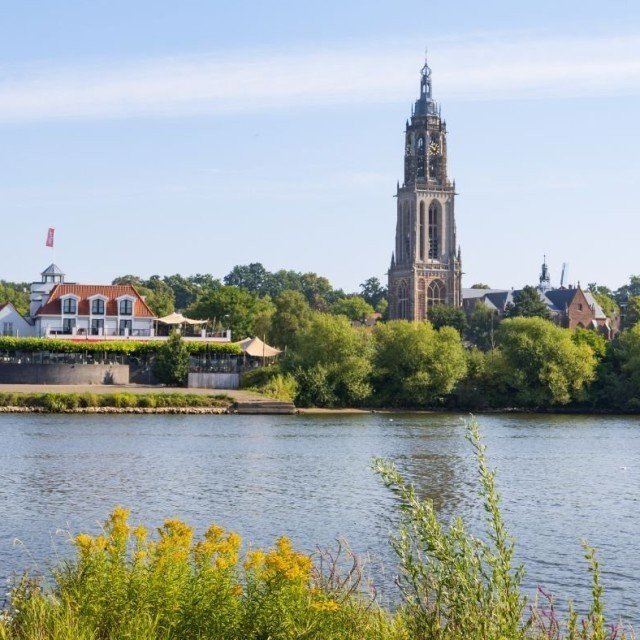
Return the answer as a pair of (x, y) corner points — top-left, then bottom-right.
(36, 284), (155, 317)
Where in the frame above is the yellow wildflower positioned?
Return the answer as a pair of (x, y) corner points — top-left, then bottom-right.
(311, 600), (340, 613)
(74, 533), (93, 555)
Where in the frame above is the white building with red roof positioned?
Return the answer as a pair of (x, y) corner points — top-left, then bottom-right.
(28, 264), (157, 338)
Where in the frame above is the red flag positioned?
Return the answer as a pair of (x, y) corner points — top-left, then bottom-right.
(46, 227), (55, 248)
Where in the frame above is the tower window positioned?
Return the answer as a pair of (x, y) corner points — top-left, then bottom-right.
(427, 280), (447, 312)
(428, 201), (440, 259)
(397, 281), (409, 319)
(419, 202), (426, 261)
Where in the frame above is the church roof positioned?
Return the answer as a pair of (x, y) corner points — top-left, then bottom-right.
(462, 287), (607, 319)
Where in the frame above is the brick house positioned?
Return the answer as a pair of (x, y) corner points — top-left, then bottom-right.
(463, 286), (614, 338)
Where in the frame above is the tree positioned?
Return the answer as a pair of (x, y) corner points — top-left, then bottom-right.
(427, 304), (468, 334)
(0, 281), (29, 316)
(614, 275), (640, 305)
(224, 263), (271, 297)
(142, 276), (175, 317)
(504, 286), (551, 320)
(593, 324), (640, 410)
(496, 317), (597, 406)
(466, 304), (500, 351)
(153, 332), (190, 386)
(371, 320), (467, 407)
(269, 290), (313, 349)
(359, 277), (387, 309)
(330, 296), (375, 322)
(587, 283), (619, 320)
(572, 328), (607, 360)
(470, 283), (491, 289)
(187, 286), (264, 340)
(284, 314), (373, 407)
(624, 296), (640, 329)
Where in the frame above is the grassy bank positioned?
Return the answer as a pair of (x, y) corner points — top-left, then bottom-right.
(0, 420), (631, 640)
(0, 391), (232, 412)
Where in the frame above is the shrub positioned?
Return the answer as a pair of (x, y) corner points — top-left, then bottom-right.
(0, 509), (401, 640)
(154, 333), (191, 386)
(241, 366), (298, 402)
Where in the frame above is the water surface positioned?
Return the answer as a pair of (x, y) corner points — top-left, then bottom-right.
(0, 413), (638, 622)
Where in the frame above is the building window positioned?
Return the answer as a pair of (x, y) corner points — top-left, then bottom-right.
(428, 201), (440, 259)
(397, 281), (409, 319)
(91, 318), (104, 335)
(62, 318), (76, 334)
(426, 280), (446, 312)
(119, 319), (132, 335)
(119, 299), (133, 316)
(2, 322), (13, 336)
(92, 299), (105, 315)
(62, 298), (77, 314)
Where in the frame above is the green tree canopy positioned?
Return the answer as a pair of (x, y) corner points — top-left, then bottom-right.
(428, 304), (468, 334)
(496, 317), (597, 406)
(224, 263), (272, 297)
(187, 286), (265, 340)
(624, 296), (640, 329)
(470, 283), (491, 289)
(466, 303), (500, 351)
(269, 290), (313, 349)
(284, 314), (372, 407)
(572, 327), (607, 360)
(371, 320), (467, 407)
(0, 281), (29, 316)
(359, 277), (387, 309)
(587, 283), (619, 320)
(330, 296), (375, 322)
(504, 286), (551, 320)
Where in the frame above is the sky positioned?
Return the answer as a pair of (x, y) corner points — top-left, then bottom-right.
(1, 0), (640, 292)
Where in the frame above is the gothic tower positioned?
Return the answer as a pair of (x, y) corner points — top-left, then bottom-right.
(388, 56), (462, 320)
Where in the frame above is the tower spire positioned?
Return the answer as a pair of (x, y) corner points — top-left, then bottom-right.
(414, 48), (438, 117)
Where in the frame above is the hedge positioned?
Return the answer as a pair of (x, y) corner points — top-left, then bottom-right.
(0, 337), (242, 357)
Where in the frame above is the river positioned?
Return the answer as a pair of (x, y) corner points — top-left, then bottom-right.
(0, 412), (638, 623)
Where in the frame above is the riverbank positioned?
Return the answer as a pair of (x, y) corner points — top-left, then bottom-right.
(0, 384), (298, 414)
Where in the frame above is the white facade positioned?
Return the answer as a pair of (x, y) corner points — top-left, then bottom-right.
(0, 303), (33, 337)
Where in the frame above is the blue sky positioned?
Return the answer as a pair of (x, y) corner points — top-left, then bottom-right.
(1, 0), (639, 292)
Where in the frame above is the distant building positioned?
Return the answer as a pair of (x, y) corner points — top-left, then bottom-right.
(28, 265), (156, 337)
(463, 286), (613, 338)
(388, 55), (462, 321)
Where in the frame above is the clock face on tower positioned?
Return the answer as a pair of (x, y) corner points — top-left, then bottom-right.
(429, 141), (440, 154)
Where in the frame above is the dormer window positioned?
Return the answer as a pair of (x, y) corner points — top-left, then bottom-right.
(119, 299), (133, 316)
(62, 297), (77, 314)
(92, 299), (105, 315)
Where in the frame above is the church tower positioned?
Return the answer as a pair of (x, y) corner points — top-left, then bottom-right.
(388, 56), (462, 320)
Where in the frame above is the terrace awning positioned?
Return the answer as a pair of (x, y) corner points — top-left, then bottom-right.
(157, 312), (207, 326)
(236, 336), (281, 358)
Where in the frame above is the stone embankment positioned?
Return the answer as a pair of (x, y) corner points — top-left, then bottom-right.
(0, 406), (228, 414)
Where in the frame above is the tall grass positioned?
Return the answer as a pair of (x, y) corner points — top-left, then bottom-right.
(0, 392), (231, 411)
(0, 419), (632, 639)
